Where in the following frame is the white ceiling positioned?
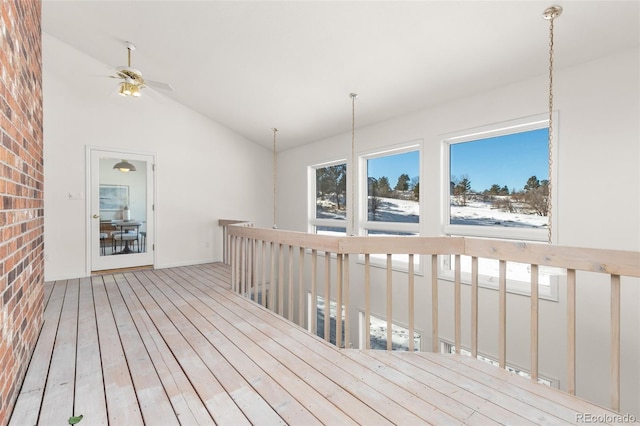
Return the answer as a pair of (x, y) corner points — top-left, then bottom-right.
(42, 1), (639, 151)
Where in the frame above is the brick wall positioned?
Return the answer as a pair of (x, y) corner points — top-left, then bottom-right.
(0, 1), (44, 424)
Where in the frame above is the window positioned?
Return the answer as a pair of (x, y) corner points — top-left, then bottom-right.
(308, 295), (345, 346)
(443, 114), (554, 242)
(359, 313), (421, 351)
(440, 114), (559, 299)
(440, 254), (559, 300)
(440, 341), (557, 388)
(359, 144), (421, 269)
(309, 161), (347, 235)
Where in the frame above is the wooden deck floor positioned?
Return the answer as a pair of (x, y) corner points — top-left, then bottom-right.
(9, 263), (623, 425)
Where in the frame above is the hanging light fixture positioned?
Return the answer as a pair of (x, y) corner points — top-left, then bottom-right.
(272, 128), (278, 229)
(543, 5), (561, 244)
(349, 93), (358, 236)
(118, 81), (132, 96)
(117, 44), (143, 98)
(113, 159), (136, 172)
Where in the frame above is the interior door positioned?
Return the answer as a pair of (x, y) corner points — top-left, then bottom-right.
(89, 148), (155, 272)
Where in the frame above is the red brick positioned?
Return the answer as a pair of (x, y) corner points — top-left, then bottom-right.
(0, 1), (43, 424)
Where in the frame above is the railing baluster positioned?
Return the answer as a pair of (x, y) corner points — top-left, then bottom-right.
(278, 244), (285, 316)
(531, 264), (539, 383)
(455, 254), (461, 354)
(611, 274), (621, 411)
(299, 247), (305, 327)
(336, 254), (343, 348)
(499, 259), (507, 369)
(223, 225), (228, 264)
(261, 240), (267, 308)
(240, 237), (246, 296)
(471, 256), (478, 358)
(431, 254), (439, 353)
(230, 235), (235, 291)
(288, 245), (294, 321)
(251, 239), (257, 302)
(408, 254), (415, 352)
(223, 226), (640, 408)
(311, 249), (317, 335)
(567, 268), (576, 395)
(344, 254), (350, 348)
(365, 254), (371, 350)
(269, 242), (276, 311)
(386, 254), (393, 351)
(324, 251), (331, 342)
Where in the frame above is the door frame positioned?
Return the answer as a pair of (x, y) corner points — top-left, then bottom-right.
(85, 145), (157, 275)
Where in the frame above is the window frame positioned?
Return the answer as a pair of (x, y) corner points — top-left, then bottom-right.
(356, 142), (423, 272)
(440, 113), (560, 299)
(358, 311), (422, 351)
(359, 142), (422, 236)
(308, 159), (348, 235)
(442, 113), (558, 242)
(438, 251), (560, 301)
(307, 293), (346, 346)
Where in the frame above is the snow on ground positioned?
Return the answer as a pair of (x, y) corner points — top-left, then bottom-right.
(318, 196), (547, 228)
(450, 199), (547, 229)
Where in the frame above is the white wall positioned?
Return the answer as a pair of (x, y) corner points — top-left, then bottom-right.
(277, 48), (640, 415)
(43, 33), (273, 279)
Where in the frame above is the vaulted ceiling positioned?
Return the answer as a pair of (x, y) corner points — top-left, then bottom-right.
(42, 1), (640, 150)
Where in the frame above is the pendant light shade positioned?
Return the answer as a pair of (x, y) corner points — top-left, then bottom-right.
(113, 159), (136, 172)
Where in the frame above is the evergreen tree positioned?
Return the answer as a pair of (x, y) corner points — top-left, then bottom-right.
(454, 176), (471, 206)
(394, 173), (410, 192)
(524, 175), (540, 192)
(316, 164), (347, 209)
(368, 177), (381, 220)
(377, 176), (391, 197)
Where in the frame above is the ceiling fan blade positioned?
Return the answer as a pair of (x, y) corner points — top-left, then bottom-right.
(145, 79), (174, 92)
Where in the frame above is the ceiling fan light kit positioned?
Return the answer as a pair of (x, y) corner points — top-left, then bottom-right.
(111, 41), (173, 98)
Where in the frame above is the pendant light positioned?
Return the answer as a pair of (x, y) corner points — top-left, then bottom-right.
(349, 93), (358, 236)
(543, 5), (561, 244)
(113, 159), (136, 172)
(272, 127), (278, 229)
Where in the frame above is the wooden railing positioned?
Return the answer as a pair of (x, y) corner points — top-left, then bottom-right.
(219, 220), (639, 411)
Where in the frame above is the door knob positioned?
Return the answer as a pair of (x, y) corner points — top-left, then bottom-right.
(93, 214), (100, 219)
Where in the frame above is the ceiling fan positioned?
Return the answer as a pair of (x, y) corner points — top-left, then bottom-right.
(109, 41), (173, 98)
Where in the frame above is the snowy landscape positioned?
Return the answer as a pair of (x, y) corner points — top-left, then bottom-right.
(318, 195), (548, 230)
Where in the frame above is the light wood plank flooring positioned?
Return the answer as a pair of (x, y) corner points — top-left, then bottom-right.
(9, 263), (626, 425)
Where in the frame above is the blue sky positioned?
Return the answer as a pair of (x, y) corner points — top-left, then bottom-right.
(367, 151), (420, 188)
(366, 128), (548, 193)
(450, 128), (549, 192)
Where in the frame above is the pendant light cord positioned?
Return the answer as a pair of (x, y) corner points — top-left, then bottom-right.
(350, 93), (358, 236)
(272, 128), (278, 229)
(544, 5), (561, 244)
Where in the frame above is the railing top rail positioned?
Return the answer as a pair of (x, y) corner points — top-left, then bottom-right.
(465, 238), (640, 277)
(338, 236), (465, 255)
(227, 225), (342, 253)
(219, 219), (251, 227)
(224, 225), (640, 278)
